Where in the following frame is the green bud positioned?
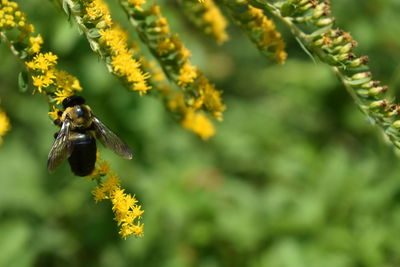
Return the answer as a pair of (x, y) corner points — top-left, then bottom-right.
(316, 17), (335, 27)
(96, 21), (107, 29)
(369, 100), (387, 110)
(361, 80), (380, 89)
(314, 38), (324, 47)
(392, 120), (400, 129)
(352, 72), (371, 80)
(299, 3), (313, 11)
(369, 86), (388, 96)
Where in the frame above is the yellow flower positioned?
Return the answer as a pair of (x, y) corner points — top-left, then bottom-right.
(26, 52), (58, 72)
(177, 63), (198, 86)
(32, 70), (56, 93)
(128, 0), (146, 10)
(48, 106), (61, 120)
(181, 109), (215, 140)
(198, 77), (225, 120)
(91, 159), (144, 239)
(85, 0), (112, 26)
(28, 34), (43, 54)
(53, 70), (82, 92)
(246, 5), (287, 64)
(0, 109), (11, 145)
(156, 38), (176, 55)
(53, 89), (73, 105)
(201, 0), (229, 44)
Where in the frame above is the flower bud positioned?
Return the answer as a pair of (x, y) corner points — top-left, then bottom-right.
(352, 72), (371, 80)
(348, 56), (368, 68)
(316, 17), (335, 27)
(369, 100), (387, 110)
(361, 80), (380, 89)
(369, 86), (388, 96)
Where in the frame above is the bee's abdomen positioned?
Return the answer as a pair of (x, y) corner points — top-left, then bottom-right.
(68, 133), (96, 176)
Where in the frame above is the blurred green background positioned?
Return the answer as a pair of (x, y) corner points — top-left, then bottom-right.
(1, 0), (400, 266)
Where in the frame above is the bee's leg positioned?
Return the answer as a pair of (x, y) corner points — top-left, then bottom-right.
(53, 132), (60, 139)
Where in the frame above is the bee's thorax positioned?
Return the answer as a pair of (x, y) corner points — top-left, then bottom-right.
(62, 105), (93, 130)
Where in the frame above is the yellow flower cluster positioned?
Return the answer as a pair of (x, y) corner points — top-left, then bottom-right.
(0, 0), (34, 40)
(181, 108), (215, 140)
(166, 89), (216, 139)
(0, 109), (11, 145)
(246, 5), (287, 64)
(177, 0), (228, 45)
(121, 1), (226, 120)
(201, 0), (229, 44)
(1, 0), (82, 109)
(81, 0), (150, 94)
(90, 156), (144, 239)
(85, 0), (112, 25)
(26, 52), (82, 103)
(142, 57), (216, 139)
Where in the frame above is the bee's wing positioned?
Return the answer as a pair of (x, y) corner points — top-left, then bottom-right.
(92, 116), (133, 159)
(47, 118), (73, 172)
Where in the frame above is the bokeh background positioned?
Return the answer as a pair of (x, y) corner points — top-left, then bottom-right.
(1, 0), (400, 266)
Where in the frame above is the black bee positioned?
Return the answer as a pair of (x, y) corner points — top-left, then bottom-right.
(47, 95), (132, 176)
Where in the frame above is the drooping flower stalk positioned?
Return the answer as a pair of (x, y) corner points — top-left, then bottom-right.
(0, 0), (144, 238)
(175, 0), (229, 45)
(117, 0), (226, 120)
(246, 0), (400, 149)
(221, 0), (287, 64)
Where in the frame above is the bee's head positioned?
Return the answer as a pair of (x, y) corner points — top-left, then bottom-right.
(62, 95), (85, 109)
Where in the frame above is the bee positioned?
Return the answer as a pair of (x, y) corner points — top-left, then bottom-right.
(47, 95), (132, 176)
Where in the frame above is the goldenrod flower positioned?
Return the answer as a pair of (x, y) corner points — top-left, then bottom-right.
(26, 52), (58, 72)
(77, 1), (151, 94)
(177, 63), (198, 86)
(118, 0), (226, 120)
(177, 0), (229, 44)
(223, 2), (287, 64)
(53, 70), (83, 92)
(53, 89), (73, 105)
(90, 157), (144, 238)
(0, 109), (11, 145)
(181, 109), (215, 140)
(28, 34), (43, 54)
(32, 71), (56, 93)
(48, 106), (61, 121)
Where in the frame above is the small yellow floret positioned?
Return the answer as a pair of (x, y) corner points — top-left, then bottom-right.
(181, 109), (215, 140)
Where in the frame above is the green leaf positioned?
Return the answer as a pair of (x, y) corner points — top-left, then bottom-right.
(310, 24), (333, 38)
(18, 71), (29, 93)
(62, 0), (71, 19)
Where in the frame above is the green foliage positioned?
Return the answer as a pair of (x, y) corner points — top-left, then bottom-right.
(1, 0), (400, 266)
